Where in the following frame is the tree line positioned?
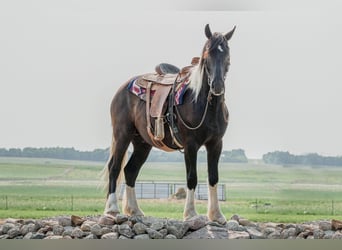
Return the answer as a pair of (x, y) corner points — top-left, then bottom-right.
(0, 147), (248, 163)
(263, 151), (342, 167)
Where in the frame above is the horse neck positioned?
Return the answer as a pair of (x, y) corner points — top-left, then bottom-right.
(197, 70), (225, 109)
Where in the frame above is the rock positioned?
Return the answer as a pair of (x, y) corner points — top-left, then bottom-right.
(115, 215), (129, 224)
(21, 223), (39, 235)
(332, 231), (342, 239)
(98, 215), (116, 225)
(318, 221), (331, 231)
(31, 233), (46, 239)
(184, 215), (208, 230)
(46, 231), (54, 237)
(263, 227), (276, 235)
(112, 224), (119, 233)
(71, 227), (84, 238)
(52, 225), (64, 235)
(267, 231), (281, 239)
(183, 225), (228, 239)
(159, 229), (168, 238)
(90, 224), (103, 237)
(230, 214), (241, 222)
(150, 220), (165, 231)
(23, 232), (33, 239)
(2, 223), (15, 234)
(166, 220), (189, 239)
(6, 218), (23, 224)
(44, 235), (64, 239)
(0, 234), (9, 239)
(119, 235), (130, 239)
(101, 232), (119, 239)
(246, 227), (265, 239)
(3, 214), (342, 240)
(172, 187), (186, 199)
(323, 230), (335, 239)
(62, 226), (73, 237)
(118, 224), (134, 238)
(164, 234), (177, 239)
(281, 227), (298, 239)
(313, 229), (324, 239)
(133, 222), (147, 235)
(228, 230), (250, 239)
(71, 215), (85, 226)
(38, 225), (52, 234)
(134, 234), (150, 240)
(239, 218), (256, 227)
(80, 223), (91, 232)
(84, 233), (98, 239)
(226, 220), (240, 231)
(332, 219), (342, 230)
(146, 228), (163, 239)
(58, 217), (72, 227)
(7, 227), (21, 239)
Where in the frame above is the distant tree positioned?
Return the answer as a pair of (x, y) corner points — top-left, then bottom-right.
(263, 151), (342, 166)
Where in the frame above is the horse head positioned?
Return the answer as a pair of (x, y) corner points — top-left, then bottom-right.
(202, 24), (236, 96)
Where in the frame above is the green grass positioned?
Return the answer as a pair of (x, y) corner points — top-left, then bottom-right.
(1, 157), (342, 223)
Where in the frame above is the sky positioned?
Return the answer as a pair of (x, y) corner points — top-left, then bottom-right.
(0, 1), (342, 158)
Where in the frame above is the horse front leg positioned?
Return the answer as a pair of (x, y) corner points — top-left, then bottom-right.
(183, 143), (199, 220)
(206, 140), (227, 225)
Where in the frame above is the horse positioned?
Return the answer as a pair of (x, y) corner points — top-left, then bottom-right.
(102, 24), (236, 225)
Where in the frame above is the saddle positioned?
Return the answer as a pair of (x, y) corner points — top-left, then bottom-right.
(136, 57), (199, 151)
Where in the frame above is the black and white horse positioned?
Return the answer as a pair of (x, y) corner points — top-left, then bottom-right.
(102, 24), (235, 224)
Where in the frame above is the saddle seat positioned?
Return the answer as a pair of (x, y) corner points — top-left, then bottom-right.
(135, 57), (200, 89)
(155, 63), (180, 75)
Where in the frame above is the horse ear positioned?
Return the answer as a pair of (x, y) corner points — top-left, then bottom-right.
(205, 24), (212, 39)
(224, 26), (236, 41)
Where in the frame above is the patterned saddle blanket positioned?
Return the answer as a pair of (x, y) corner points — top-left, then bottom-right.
(127, 76), (189, 106)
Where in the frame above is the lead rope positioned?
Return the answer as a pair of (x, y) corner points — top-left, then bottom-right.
(175, 90), (212, 130)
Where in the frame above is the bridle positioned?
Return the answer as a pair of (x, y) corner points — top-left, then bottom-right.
(174, 52), (228, 131)
(202, 35), (229, 97)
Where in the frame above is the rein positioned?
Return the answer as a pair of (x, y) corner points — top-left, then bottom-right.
(175, 90), (212, 130)
(173, 61), (224, 131)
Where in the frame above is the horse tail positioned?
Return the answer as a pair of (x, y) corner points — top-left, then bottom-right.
(99, 132), (128, 199)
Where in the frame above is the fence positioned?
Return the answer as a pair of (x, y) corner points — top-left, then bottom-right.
(118, 182), (226, 201)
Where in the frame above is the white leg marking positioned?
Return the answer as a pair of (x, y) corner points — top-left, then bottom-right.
(104, 193), (120, 215)
(208, 184), (226, 224)
(123, 186), (144, 216)
(183, 188), (198, 220)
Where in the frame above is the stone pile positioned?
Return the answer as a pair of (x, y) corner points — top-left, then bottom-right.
(1, 214), (342, 239)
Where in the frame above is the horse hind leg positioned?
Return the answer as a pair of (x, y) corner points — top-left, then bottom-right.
(104, 135), (130, 217)
(122, 138), (152, 216)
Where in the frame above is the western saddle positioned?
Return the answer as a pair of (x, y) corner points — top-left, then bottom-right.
(134, 57), (199, 151)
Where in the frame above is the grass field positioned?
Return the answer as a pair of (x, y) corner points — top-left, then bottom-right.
(1, 157), (342, 223)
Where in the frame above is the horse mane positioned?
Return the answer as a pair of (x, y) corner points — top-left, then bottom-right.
(188, 33), (226, 102)
(188, 60), (204, 102)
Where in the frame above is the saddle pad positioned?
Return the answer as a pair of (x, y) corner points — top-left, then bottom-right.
(127, 77), (155, 101)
